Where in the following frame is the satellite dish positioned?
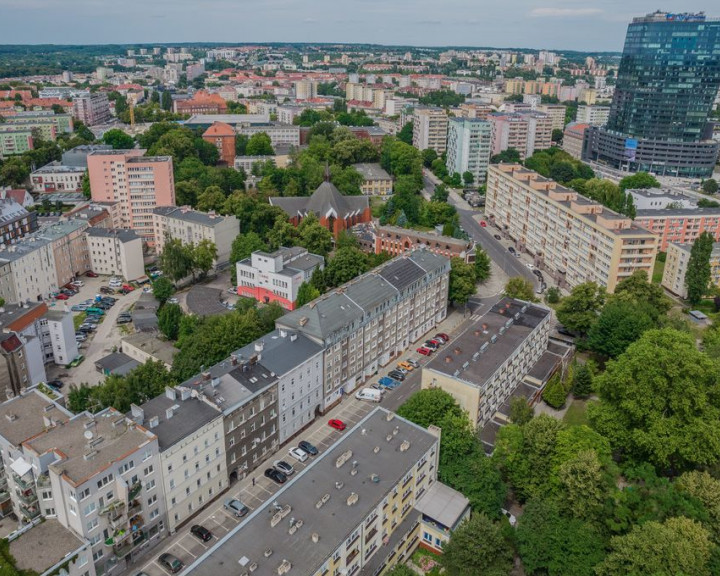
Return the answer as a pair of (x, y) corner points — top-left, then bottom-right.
(84, 430), (94, 440)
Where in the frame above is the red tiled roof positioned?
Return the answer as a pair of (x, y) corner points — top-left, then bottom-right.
(5, 303), (49, 332)
(0, 334), (23, 353)
(5, 189), (29, 205)
(203, 121), (235, 137)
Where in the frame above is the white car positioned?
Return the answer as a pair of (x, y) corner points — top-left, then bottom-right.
(525, 263), (535, 270)
(501, 508), (517, 527)
(109, 280), (123, 288)
(71, 280), (84, 287)
(167, 297), (179, 304)
(288, 447), (308, 462)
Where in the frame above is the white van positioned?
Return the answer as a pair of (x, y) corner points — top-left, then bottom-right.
(355, 388), (382, 402)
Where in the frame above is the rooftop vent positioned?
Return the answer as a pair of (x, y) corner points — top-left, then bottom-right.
(444, 356), (452, 363)
(165, 387), (176, 400)
(490, 334), (498, 343)
(521, 305), (528, 313)
(277, 560), (292, 575)
(499, 327), (506, 335)
(505, 319), (514, 328)
(400, 440), (411, 452)
(346, 492), (359, 506)
(454, 348), (462, 355)
(202, 371), (211, 382)
(311, 532), (320, 543)
(264, 549), (273, 558)
(480, 342), (489, 353)
(335, 481), (344, 490)
(370, 473), (380, 483)
(316, 493), (331, 509)
(373, 446), (380, 454)
(148, 415), (159, 429)
(336, 450), (353, 468)
(299, 316), (308, 326)
(514, 312), (520, 320)
(386, 433), (393, 442)
(385, 412), (394, 422)
(83, 450), (97, 460)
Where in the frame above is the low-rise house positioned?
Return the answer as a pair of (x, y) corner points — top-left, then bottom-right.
(353, 163), (393, 196)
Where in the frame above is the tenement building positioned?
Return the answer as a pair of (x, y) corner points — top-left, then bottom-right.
(486, 164), (658, 292)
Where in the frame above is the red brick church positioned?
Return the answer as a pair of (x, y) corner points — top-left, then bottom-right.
(270, 177), (371, 238)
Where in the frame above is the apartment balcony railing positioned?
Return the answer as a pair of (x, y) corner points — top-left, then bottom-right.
(12, 473), (33, 491)
(99, 500), (126, 517)
(0, 490), (10, 504)
(15, 489), (38, 506)
(19, 502), (40, 520)
(128, 481), (142, 500)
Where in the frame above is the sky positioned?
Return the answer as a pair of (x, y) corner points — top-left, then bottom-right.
(0, 0), (717, 52)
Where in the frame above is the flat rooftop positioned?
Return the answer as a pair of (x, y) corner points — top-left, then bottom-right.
(425, 298), (550, 389)
(0, 391), (70, 447)
(9, 518), (86, 574)
(353, 163), (392, 181)
(414, 481), (469, 530)
(184, 408), (438, 576)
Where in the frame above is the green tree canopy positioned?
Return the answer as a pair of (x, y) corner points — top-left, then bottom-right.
(587, 299), (656, 358)
(158, 303), (183, 340)
(449, 257), (477, 304)
(246, 132), (275, 156)
(474, 249), (491, 283)
(504, 277), (535, 301)
(102, 128), (135, 150)
(441, 514), (513, 576)
(556, 282), (605, 336)
(152, 276), (175, 303)
(685, 231), (715, 305)
(702, 178), (718, 194)
(159, 238), (194, 282)
(397, 388), (465, 428)
(323, 247), (369, 288)
(191, 239), (218, 278)
(618, 171), (660, 192)
(296, 281), (320, 307)
(229, 232), (268, 284)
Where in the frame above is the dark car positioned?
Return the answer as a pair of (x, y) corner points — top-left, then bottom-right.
(298, 440), (318, 456)
(508, 246), (516, 254)
(190, 524), (212, 542)
(158, 553), (184, 574)
(423, 341), (439, 351)
(100, 287), (115, 295)
(102, 296), (118, 302)
(556, 325), (576, 338)
(388, 370), (406, 381)
(85, 271), (98, 278)
(494, 234), (502, 240)
(264, 467), (287, 484)
(116, 316), (132, 324)
(435, 333), (450, 342)
(48, 380), (64, 390)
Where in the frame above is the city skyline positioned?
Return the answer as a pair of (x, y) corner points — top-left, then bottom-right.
(0, 1), (718, 51)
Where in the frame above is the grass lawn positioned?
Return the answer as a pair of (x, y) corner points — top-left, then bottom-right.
(73, 312), (87, 330)
(370, 196), (387, 218)
(652, 257), (665, 284)
(563, 399), (589, 426)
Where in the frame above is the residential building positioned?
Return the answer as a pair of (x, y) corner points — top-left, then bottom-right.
(445, 118), (492, 184)
(72, 93), (112, 126)
(0, 198), (38, 243)
(183, 408), (444, 576)
(633, 207), (720, 252)
(584, 12), (720, 177)
(61, 145), (113, 168)
(661, 242), (694, 298)
(294, 79), (317, 100)
(234, 155), (274, 174)
(22, 408), (166, 574)
(173, 91), (227, 115)
(152, 206), (239, 270)
(121, 333), (177, 370)
(4, 111), (74, 138)
(415, 481), (471, 554)
(128, 387), (226, 534)
(576, 105), (610, 126)
(276, 250), (450, 408)
(31, 162), (86, 194)
(236, 247), (324, 310)
(270, 178), (371, 239)
(0, 187), (33, 208)
(562, 123), (589, 160)
(422, 298), (551, 428)
(537, 104), (567, 131)
(488, 112), (552, 160)
(236, 122), (301, 148)
(0, 235), (58, 304)
(182, 114), (270, 131)
(86, 228), (144, 280)
(353, 163), (393, 196)
(0, 127), (33, 157)
(40, 219), (91, 288)
(186, 62), (205, 82)
(412, 108), (449, 152)
(87, 150), (176, 244)
(486, 164), (658, 292)
(202, 122), (236, 166)
(373, 225), (475, 263)
(180, 353), (279, 483)
(627, 188), (695, 211)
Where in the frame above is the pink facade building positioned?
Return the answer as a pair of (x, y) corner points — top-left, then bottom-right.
(87, 150), (175, 245)
(634, 208), (720, 252)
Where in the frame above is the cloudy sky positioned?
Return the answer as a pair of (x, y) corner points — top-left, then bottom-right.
(0, 0), (716, 51)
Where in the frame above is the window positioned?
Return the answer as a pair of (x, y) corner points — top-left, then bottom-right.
(79, 487), (90, 500)
(143, 465), (154, 476)
(423, 531), (432, 543)
(146, 479), (156, 491)
(147, 494), (157, 506)
(118, 461), (134, 475)
(169, 479), (175, 490)
(86, 518), (98, 532)
(41, 491), (52, 500)
(83, 502), (96, 516)
(92, 550), (103, 562)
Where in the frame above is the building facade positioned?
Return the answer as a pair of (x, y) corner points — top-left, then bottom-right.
(661, 242), (693, 298)
(31, 162), (86, 194)
(412, 108), (449, 152)
(445, 118), (492, 184)
(72, 93), (112, 127)
(86, 228), (144, 281)
(374, 225), (475, 263)
(201, 122), (236, 166)
(0, 199), (38, 244)
(0, 127), (33, 157)
(236, 123), (301, 148)
(562, 123), (588, 160)
(486, 164), (658, 292)
(353, 163), (393, 196)
(633, 207), (720, 252)
(488, 112), (552, 160)
(576, 105), (610, 126)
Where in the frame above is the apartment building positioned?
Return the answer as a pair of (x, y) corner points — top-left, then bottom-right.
(562, 123), (589, 160)
(181, 355), (279, 483)
(62, 145), (113, 168)
(87, 150), (176, 245)
(486, 164), (658, 292)
(31, 162), (86, 193)
(201, 121), (236, 166)
(276, 250), (450, 409)
(236, 247), (324, 310)
(128, 387), (227, 534)
(184, 408), (452, 576)
(662, 241), (720, 299)
(537, 104), (567, 131)
(41, 219), (91, 287)
(4, 111), (74, 137)
(0, 127), (33, 157)
(628, 188), (695, 211)
(86, 228), (144, 281)
(121, 333), (177, 370)
(72, 93), (112, 126)
(153, 206), (239, 269)
(236, 122), (301, 148)
(633, 207), (720, 252)
(445, 118), (492, 184)
(353, 163), (393, 196)
(294, 79), (317, 100)
(0, 235), (58, 303)
(488, 112), (552, 160)
(412, 108), (449, 152)
(373, 225), (475, 263)
(422, 299), (551, 428)
(0, 198), (38, 243)
(173, 91), (227, 115)
(576, 105), (610, 126)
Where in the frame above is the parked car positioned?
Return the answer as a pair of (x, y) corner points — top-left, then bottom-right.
(407, 359), (420, 369)
(427, 339), (443, 347)
(397, 361), (414, 372)
(55, 293), (69, 300)
(66, 355), (85, 368)
(298, 440), (318, 456)
(71, 280), (84, 287)
(480, 220), (487, 227)
(100, 287), (115, 295)
(508, 246), (516, 254)
(48, 380), (63, 390)
(417, 346), (432, 356)
(122, 284), (135, 292)
(85, 307), (104, 315)
(75, 333), (87, 342)
(328, 419), (346, 431)
(501, 508), (518, 527)
(168, 297), (179, 304)
(273, 460), (294, 476)
(378, 376), (401, 389)
(388, 370), (406, 381)
(190, 524), (213, 542)
(494, 234), (502, 240)
(116, 316), (132, 324)
(71, 305), (88, 312)
(223, 499), (249, 517)
(109, 280), (123, 289)
(436, 333), (450, 342)
(423, 341), (438, 351)
(264, 467), (287, 484)
(288, 447), (309, 462)
(356, 388), (382, 402)
(85, 271), (98, 278)
(394, 366), (408, 375)
(158, 553), (184, 574)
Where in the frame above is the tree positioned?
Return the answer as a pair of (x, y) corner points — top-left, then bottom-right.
(296, 281), (320, 307)
(192, 239), (218, 278)
(297, 213), (333, 258)
(571, 363), (593, 398)
(504, 277), (535, 301)
(556, 282), (605, 336)
(473, 249), (491, 283)
(323, 247), (368, 288)
(443, 452), (507, 518)
(542, 373), (569, 409)
(558, 449), (609, 522)
(397, 388), (464, 428)
(702, 178), (718, 195)
(551, 128), (564, 143)
(422, 148), (438, 167)
(596, 517), (712, 576)
(490, 148), (521, 164)
(0, 157), (30, 187)
(102, 128), (135, 150)
(384, 566), (415, 576)
(509, 396), (534, 425)
(159, 238), (194, 282)
(441, 514), (514, 576)
(676, 470), (720, 541)
(462, 171), (474, 186)
(81, 170), (91, 199)
(432, 184), (449, 202)
(245, 132), (274, 156)
(618, 172), (660, 192)
(397, 121), (413, 145)
(229, 232), (268, 284)
(545, 286), (560, 304)
(267, 217), (299, 250)
(152, 277), (175, 303)
(158, 303), (183, 340)
(196, 186), (226, 212)
(589, 328), (720, 471)
(611, 270), (671, 317)
(685, 231), (714, 305)
(587, 300), (656, 358)
(449, 257), (477, 304)
(161, 90), (172, 111)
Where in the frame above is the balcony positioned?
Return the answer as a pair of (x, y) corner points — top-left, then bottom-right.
(109, 511), (127, 531)
(127, 499), (142, 518)
(0, 490), (10, 504)
(15, 489), (38, 506)
(128, 482), (142, 500)
(19, 502), (40, 521)
(35, 474), (51, 488)
(99, 500), (126, 517)
(113, 540), (134, 559)
(12, 473), (33, 491)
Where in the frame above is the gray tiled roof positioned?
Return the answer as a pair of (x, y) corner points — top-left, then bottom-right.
(153, 206), (231, 227)
(234, 329), (323, 377)
(270, 180), (368, 219)
(86, 227), (139, 243)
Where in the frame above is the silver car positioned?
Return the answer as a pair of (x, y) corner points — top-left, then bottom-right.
(224, 498), (249, 517)
(273, 460), (294, 476)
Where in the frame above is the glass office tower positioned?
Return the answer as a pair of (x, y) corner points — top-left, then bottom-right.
(585, 12), (720, 177)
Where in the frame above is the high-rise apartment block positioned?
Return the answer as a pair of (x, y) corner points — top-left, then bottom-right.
(412, 108), (449, 152)
(488, 112), (552, 160)
(486, 164), (658, 292)
(633, 207), (720, 251)
(584, 12), (720, 177)
(87, 150), (175, 244)
(537, 104), (567, 131)
(576, 105), (610, 126)
(293, 79), (317, 100)
(445, 118), (492, 184)
(72, 93), (112, 126)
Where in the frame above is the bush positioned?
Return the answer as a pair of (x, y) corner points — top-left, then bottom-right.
(542, 373), (569, 409)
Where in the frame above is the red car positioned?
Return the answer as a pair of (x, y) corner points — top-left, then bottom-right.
(85, 271), (98, 278)
(122, 284), (135, 292)
(417, 347), (432, 356)
(480, 220), (487, 227)
(435, 333), (450, 342)
(328, 419), (346, 431)
(55, 293), (69, 300)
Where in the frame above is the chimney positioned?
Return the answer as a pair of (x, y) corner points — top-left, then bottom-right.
(279, 329), (287, 338)
(255, 340), (264, 352)
(231, 354), (238, 366)
(165, 387), (176, 400)
(130, 404), (144, 423)
(166, 407), (175, 420)
(202, 371), (211, 382)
